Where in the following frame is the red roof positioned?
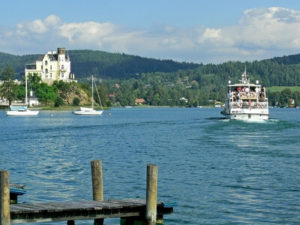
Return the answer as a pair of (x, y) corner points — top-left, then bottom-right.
(135, 98), (146, 104)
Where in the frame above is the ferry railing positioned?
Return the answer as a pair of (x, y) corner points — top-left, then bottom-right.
(230, 102), (268, 109)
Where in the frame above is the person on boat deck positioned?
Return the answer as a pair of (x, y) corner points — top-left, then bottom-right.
(237, 87), (242, 92)
(260, 86), (265, 101)
(245, 87), (249, 93)
(232, 92), (237, 101)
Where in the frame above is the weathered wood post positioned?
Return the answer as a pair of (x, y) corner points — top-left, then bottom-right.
(146, 164), (158, 225)
(0, 170), (10, 225)
(91, 160), (104, 225)
(67, 221), (75, 225)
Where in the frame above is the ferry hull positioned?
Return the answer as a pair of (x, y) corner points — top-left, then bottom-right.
(224, 113), (269, 121)
(222, 107), (269, 121)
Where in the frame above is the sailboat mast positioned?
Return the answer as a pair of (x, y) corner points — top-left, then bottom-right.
(92, 75), (94, 109)
(25, 74), (28, 105)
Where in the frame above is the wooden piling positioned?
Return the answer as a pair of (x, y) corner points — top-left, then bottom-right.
(146, 164), (158, 225)
(0, 170), (10, 225)
(67, 220), (75, 225)
(91, 160), (104, 225)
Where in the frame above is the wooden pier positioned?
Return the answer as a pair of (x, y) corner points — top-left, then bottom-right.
(0, 161), (173, 225)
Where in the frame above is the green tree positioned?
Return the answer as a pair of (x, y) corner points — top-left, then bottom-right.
(278, 88), (292, 107)
(94, 84), (108, 107)
(72, 97), (80, 106)
(54, 96), (64, 107)
(0, 66), (18, 105)
(35, 83), (58, 105)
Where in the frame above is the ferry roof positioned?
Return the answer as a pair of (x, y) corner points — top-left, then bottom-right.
(228, 83), (262, 88)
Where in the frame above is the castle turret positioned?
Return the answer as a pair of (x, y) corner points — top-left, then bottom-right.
(57, 48), (66, 55)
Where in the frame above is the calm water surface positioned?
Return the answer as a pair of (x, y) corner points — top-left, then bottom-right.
(0, 107), (300, 225)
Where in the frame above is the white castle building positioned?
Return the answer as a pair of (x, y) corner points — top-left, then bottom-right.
(25, 48), (76, 84)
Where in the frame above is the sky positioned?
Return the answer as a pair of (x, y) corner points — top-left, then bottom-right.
(1, 0), (300, 63)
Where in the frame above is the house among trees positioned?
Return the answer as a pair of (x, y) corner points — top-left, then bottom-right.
(25, 48), (76, 84)
(135, 98), (146, 105)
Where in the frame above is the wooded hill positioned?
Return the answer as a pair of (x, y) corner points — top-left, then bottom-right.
(1, 50), (300, 107)
(0, 49), (299, 86)
(0, 50), (199, 79)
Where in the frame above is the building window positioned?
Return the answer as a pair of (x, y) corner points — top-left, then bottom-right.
(61, 65), (64, 70)
(45, 60), (48, 65)
(45, 69), (48, 74)
(50, 73), (52, 78)
(41, 65), (43, 70)
(50, 65), (52, 70)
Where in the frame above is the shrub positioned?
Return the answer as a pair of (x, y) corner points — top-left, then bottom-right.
(54, 96), (64, 107)
(73, 97), (80, 106)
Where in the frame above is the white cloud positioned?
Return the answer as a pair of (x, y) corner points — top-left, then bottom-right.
(0, 7), (300, 63)
(45, 15), (61, 27)
(194, 7), (300, 62)
(59, 21), (116, 44)
(199, 28), (222, 42)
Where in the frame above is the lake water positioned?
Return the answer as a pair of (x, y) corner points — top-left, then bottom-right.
(0, 107), (300, 225)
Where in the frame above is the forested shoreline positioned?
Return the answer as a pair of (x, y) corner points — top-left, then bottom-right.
(0, 50), (300, 107)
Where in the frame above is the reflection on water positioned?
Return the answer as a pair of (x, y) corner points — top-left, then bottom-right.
(0, 108), (300, 225)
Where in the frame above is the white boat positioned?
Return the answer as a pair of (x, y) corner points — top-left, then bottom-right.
(73, 75), (103, 115)
(73, 107), (103, 115)
(6, 75), (39, 116)
(221, 67), (269, 121)
(6, 105), (39, 116)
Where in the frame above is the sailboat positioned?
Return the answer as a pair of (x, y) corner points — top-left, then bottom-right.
(6, 75), (39, 116)
(73, 75), (103, 115)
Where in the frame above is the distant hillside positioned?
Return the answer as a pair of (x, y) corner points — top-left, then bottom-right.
(0, 50), (199, 79)
(270, 53), (300, 65)
(0, 52), (39, 76)
(1, 50), (300, 107)
(69, 50), (199, 79)
(1, 50), (300, 87)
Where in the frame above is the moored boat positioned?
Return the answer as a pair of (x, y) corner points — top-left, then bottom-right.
(221, 67), (269, 121)
(6, 105), (39, 116)
(73, 107), (103, 115)
(6, 75), (39, 116)
(73, 75), (103, 115)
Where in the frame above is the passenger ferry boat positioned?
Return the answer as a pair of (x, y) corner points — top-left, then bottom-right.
(221, 68), (269, 121)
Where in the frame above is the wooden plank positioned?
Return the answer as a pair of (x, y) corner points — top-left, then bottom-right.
(10, 199), (173, 224)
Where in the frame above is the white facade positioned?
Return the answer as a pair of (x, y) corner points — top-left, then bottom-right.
(25, 48), (76, 84)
